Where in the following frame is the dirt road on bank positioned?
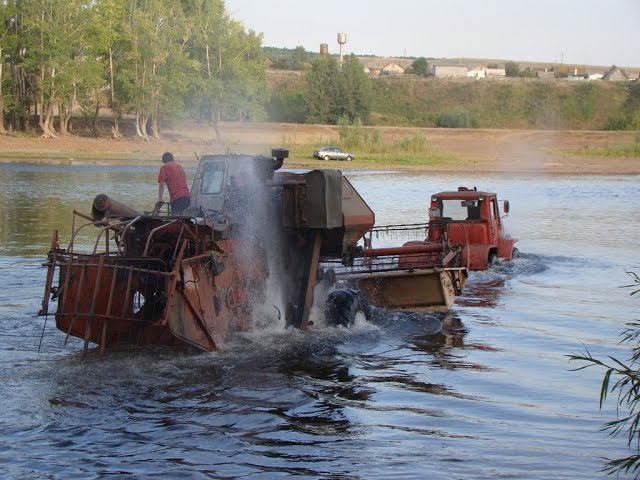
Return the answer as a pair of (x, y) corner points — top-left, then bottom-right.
(0, 121), (637, 174)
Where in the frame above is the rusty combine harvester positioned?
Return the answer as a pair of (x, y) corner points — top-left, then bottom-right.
(40, 149), (470, 354)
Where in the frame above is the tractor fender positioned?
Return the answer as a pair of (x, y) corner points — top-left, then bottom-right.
(497, 238), (518, 259)
(460, 244), (494, 271)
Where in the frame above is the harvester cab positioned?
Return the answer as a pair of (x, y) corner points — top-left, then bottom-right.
(427, 187), (518, 270)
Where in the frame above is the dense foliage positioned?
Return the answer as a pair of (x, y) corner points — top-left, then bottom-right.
(410, 57), (429, 76)
(305, 54), (372, 124)
(0, 0), (266, 139)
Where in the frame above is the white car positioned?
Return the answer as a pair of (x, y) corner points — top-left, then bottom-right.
(313, 146), (355, 161)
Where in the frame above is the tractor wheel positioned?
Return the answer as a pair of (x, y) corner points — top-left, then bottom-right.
(488, 252), (498, 268)
(512, 247), (520, 259)
(324, 289), (371, 327)
(323, 155), (330, 161)
(346, 156), (352, 162)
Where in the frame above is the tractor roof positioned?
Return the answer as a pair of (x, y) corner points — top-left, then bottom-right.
(433, 189), (496, 200)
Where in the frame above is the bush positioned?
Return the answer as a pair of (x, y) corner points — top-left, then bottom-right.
(394, 133), (428, 153)
(337, 116), (363, 149)
(562, 83), (599, 123)
(410, 57), (429, 76)
(607, 113), (632, 131)
(437, 108), (472, 128)
(505, 61), (520, 77)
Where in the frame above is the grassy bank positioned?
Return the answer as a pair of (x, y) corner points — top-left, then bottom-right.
(280, 125), (478, 167)
(0, 120), (639, 174)
(557, 131), (640, 158)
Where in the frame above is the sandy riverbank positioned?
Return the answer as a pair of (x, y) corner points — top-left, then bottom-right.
(0, 121), (638, 174)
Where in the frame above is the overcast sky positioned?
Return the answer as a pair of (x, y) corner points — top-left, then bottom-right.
(225, 0), (640, 67)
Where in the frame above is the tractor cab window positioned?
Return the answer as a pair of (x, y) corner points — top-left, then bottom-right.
(440, 199), (480, 221)
(201, 162), (226, 194)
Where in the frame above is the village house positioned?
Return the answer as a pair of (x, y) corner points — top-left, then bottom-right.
(536, 70), (555, 79)
(381, 63), (405, 75)
(602, 66), (627, 81)
(466, 65), (486, 78)
(485, 67), (506, 78)
(586, 71), (604, 80)
(432, 64), (469, 78)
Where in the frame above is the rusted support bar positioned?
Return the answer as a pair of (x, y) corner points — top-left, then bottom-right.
(73, 209), (94, 223)
(57, 312), (158, 323)
(171, 224), (185, 262)
(65, 262), (87, 346)
(42, 259), (170, 277)
(181, 251), (225, 264)
(39, 231), (59, 316)
(120, 266), (134, 318)
(301, 231), (322, 330)
(58, 253), (75, 313)
(441, 248), (460, 267)
(84, 255), (104, 355)
(93, 217), (142, 254)
(100, 264), (119, 355)
(142, 220), (178, 256)
(360, 243), (444, 257)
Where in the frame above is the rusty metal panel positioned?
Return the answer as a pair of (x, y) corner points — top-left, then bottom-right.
(304, 170), (343, 229)
(351, 269), (456, 311)
(341, 177), (375, 245)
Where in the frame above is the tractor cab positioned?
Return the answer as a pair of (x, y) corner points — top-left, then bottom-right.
(427, 187), (517, 270)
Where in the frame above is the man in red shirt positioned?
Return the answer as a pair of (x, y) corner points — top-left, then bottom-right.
(158, 152), (190, 215)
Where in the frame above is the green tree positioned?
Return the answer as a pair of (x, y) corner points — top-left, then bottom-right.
(22, 0), (95, 137)
(305, 54), (339, 124)
(291, 45), (307, 70)
(505, 61), (520, 77)
(336, 54), (372, 123)
(410, 57), (429, 75)
(90, 0), (126, 137)
(186, 0), (266, 140)
(0, 0), (18, 133)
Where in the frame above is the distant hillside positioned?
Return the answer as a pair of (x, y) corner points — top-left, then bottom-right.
(266, 71), (640, 130)
(263, 47), (640, 76)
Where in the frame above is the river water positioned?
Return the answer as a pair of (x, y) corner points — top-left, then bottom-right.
(0, 163), (638, 479)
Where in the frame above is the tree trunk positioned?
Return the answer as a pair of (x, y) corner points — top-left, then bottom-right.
(136, 113), (149, 141)
(91, 95), (100, 137)
(109, 47), (121, 138)
(58, 104), (67, 135)
(64, 109), (72, 133)
(41, 103), (57, 138)
(0, 48), (6, 134)
(150, 101), (160, 139)
(41, 67), (58, 138)
(135, 112), (143, 138)
(38, 67), (45, 132)
(211, 107), (221, 141)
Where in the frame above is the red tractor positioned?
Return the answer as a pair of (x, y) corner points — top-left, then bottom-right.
(400, 187), (517, 271)
(427, 187), (518, 270)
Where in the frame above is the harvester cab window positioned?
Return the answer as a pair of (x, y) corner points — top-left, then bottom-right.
(441, 199), (480, 221)
(201, 162), (226, 194)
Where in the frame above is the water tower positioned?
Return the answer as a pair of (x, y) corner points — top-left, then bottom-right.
(320, 43), (329, 56)
(337, 32), (347, 67)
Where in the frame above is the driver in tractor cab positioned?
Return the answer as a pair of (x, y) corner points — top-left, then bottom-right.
(157, 152), (190, 215)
